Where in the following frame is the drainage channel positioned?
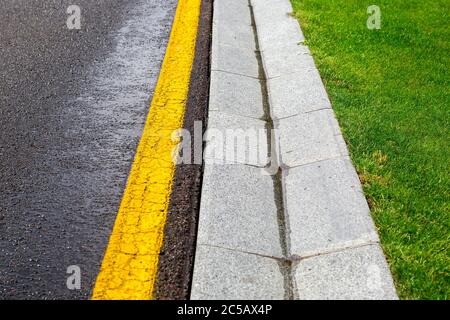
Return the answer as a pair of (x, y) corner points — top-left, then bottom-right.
(248, 0), (295, 300)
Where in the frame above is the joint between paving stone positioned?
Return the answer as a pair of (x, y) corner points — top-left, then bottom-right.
(198, 243), (287, 262)
(290, 241), (381, 263)
(284, 154), (350, 170)
(211, 68), (263, 80)
(272, 106), (334, 122)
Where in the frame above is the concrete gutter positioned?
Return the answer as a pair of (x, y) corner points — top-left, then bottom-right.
(191, 0), (398, 300)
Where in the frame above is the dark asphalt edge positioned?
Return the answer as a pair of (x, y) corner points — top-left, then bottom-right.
(153, 0), (212, 300)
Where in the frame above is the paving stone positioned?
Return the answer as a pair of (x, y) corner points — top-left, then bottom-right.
(261, 44), (311, 79)
(277, 109), (348, 168)
(204, 111), (269, 167)
(251, 0), (294, 20)
(191, 245), (285, 300)
(256, 18), (305, 53)
(211, 41), (260, 78)
(213, 19), (255, 49)
(285, 156), (379, 257)
(267, 70), (332, 119)
(215, 0), (252, 26)
(209, 71), (265, 119)
(294, 245), (398, 300)
(251, 0), (305, 52)
(196, 164), (282, 257)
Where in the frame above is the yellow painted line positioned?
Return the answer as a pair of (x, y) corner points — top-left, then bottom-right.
(92, 0), (201, 300)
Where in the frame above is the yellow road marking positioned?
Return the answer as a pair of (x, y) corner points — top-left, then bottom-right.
(92, 0), (201, 300)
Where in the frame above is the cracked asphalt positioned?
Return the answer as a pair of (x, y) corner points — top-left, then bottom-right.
(0, 0), (177, 299)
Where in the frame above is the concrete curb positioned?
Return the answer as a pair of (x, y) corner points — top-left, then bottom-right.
(191, 0), (286, 300)
(191, 0), (398, 300)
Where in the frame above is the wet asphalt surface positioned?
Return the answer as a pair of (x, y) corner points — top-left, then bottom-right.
(0, 0), (177, 299)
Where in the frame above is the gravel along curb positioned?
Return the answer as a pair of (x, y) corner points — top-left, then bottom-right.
(191, 0), (398, 300)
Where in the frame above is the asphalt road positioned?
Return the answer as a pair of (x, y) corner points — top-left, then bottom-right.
(0, 0), (177, 299)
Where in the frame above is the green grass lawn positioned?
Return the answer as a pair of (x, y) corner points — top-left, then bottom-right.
(289, 0), (449, 299)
